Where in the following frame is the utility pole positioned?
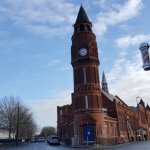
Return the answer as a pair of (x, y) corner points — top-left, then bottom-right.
(16, 103), (19, 146)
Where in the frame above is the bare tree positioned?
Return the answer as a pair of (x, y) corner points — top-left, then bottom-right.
(40, 126), (56, 138)
(0, 96), (20, 138)
(0, 96), (37, 139)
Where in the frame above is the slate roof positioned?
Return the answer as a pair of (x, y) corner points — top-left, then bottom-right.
(101, 89), (128, 106)
(129, 106), (137, 110)
(102, 71), (107, 84)
(146, 104), (150, 109)
(74, 5), (92, 26)
(139, 99), (145, 106)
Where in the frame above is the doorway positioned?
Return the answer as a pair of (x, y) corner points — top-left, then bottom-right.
(83, 125), (94, 143)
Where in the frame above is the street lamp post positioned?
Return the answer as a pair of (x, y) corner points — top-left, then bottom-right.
(136, 96), (142, 124)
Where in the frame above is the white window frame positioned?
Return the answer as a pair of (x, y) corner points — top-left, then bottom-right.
(60, 110), (62, 116)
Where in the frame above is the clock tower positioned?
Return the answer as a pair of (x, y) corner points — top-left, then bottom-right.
(71, 5), (105, 143)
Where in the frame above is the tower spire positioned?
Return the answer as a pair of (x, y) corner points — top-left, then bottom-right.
(102, 71), (109, 93)
(74, 5), (92, 26)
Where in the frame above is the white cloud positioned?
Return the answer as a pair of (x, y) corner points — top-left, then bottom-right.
(115, 34), (150, 49)
(118, 51), (127, 57)
(60, 64), (72, 71)
(93, 0), (143, 36)
(119, 24), (129, 30)
(26, 90), (73, 127)
(98, 48), (103, 55)
(26, 24), (72, 38)
(0, 31), (28, 50)
(48, 60), (60, 66)
(0, 0), (78, 37)
(106, 50), (150, 106)
(106, 58), (126, 83)
(93, 0), (108, 10)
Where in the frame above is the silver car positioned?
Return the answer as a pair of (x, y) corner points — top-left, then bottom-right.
(49, 135), (59, 145)
(39, 137), (45, 142)
(31, 138), (35, 143)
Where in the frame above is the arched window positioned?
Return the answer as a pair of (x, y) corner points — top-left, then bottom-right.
(87, 25), (91, 31)
(83, 67), (86, 84)
(85, 95), (88, 109)
(99, 124), (102, 135)
(80, 24), (84, 31)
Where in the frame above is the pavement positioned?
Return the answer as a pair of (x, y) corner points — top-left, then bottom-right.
(60, 139), (150, 149)
(0, 140), (150, 150)
(0, 142), (30, 150)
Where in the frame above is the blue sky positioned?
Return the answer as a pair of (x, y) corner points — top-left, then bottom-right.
(1, 0), (150, 133)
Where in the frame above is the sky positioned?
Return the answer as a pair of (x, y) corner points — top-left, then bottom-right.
(0, 0), (150, 133)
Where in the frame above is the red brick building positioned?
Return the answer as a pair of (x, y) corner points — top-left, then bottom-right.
(57, 5), (150, 145)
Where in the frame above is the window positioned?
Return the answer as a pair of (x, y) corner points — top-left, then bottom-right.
(111, 124), (114, 136)
(87, 25), (91, 31)
(80, 24), (84, 31)
(85, 95), (88, 109)
(60, 110), (62, 116)
(115, 124), (118, 136)
(99, 124), (102, 135)
(83, 67), (86, 84)
(107, 123), (109, 135)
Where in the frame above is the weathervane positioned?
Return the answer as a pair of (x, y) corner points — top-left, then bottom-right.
(139, 43), (150, 71)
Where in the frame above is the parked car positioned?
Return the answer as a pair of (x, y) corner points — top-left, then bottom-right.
(39, 137), (45, 142)
(47, 136), (50, 144)
(34, 137), (39, 142)
(31, 138), (35, 143)
(49, 135), (59, 145)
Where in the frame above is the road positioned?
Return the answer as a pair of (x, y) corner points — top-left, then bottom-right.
(4, 141), (70, 150)
(1, 140), (150, 150)
(92, 140), (150, 150)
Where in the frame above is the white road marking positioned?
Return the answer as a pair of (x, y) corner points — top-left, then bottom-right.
(34, 144), (39, 149)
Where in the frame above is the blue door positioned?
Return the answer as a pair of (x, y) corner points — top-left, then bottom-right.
(83, 125), (94, 143)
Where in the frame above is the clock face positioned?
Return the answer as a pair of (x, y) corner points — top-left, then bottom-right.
(79, 48), (87, 56)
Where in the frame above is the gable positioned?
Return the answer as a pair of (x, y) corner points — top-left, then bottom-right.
(78, 112), (96, 125)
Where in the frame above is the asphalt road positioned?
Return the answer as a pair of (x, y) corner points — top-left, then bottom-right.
(2, 141), (70, 150)
(1, 140), (150, 150)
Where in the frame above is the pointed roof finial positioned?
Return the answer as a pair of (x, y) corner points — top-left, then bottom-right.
(74, 5), (92, 26)
(146, 104), (150, 109)
(102, 71), (107, 84)
(102, 71), (109, 94)
(139, 99), (145, 106)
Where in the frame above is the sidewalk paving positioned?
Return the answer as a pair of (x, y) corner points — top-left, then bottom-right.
(60, 140), (147, 149)
(0, 142), (29, 150)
